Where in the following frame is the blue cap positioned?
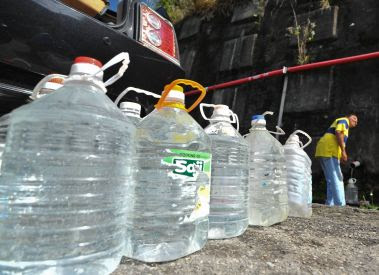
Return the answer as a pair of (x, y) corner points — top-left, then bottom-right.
(252, 115), (265, 120)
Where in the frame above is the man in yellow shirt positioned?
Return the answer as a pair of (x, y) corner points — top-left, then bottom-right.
(315, 114), (358, 206)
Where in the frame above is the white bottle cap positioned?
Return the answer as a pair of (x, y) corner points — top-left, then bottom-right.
(69, 56), (104, 80)
(40, 78), (64, 91)
(285, 134), (300, 146)
(251, 115), (266, 126)
(120, 101), (141, 117)
(35, 77), (64, 99)
(164, 85), (184, 103)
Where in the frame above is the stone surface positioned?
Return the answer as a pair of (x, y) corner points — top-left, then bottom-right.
(238, 34), (257, 69)
(284, 67), (333, 112)
(180, 48), (197, 77)
(113, 205), (379, 274)
(231, 1), (260, 23)
(179, 16), (202, 40)
(219, 38), (238, 72)
(219, 34), (257, 72)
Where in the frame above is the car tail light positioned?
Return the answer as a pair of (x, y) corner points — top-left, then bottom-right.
(138, 3), (180, 65)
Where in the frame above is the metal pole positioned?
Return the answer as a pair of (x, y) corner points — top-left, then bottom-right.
(185, 51), (379, 96)
(276, 72), (288, 140)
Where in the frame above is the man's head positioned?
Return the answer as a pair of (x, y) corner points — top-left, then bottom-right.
(347, 114), (358, 128)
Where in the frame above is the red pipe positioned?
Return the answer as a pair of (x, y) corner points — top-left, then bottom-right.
(185, 51), (379, 96)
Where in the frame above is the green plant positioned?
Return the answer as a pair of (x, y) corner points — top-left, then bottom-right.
(320, 0), (331, 10)
(159, 0), (195, 23)
(360, 203), (379, 210)
(287, 1), (316, 65)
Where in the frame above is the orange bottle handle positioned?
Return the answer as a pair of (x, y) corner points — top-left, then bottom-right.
(155, 79), (206, 112)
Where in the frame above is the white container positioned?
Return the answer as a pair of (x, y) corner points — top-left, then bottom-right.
(346, 178), (359, 205)
(0, 56), (134, 274)
(245, 111), (288, 226)
(124, 84), (212, 262)
(200, 103), (249, 239)
(284, 130), (312, 218)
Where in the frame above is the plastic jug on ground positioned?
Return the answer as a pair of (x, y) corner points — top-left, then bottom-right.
(346, 178), (359, 205)
(124, 80), (212, 263)
(0, 53), (134, 275)
(200, 103), (249, 239)
(284, 130), (312, 218)
(245, 111), (288, 226)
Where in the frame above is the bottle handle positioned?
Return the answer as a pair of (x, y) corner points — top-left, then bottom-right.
(262, 111), (274, 117)
(199, 103), (239, 131)
(291, 130), (312, 149)
(268, 126), (286, 135)
(114, 87), (161, 106)
(233, 113), (239, 132)
(199, 103), (217, 121)
(30, 74), (67, 101)
(90, 52), (130, 87)
(155, 79), (206, 112)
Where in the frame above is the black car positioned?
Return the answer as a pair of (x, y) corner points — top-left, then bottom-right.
(0, 0), (184, 115)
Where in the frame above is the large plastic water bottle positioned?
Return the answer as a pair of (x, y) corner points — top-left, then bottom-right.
(284, 130), (312, 218)
(120, 102), (142, 125)
(0, 55), (134, 274)
(0, 77), (65, 174)
(245, 112), (288, 226)
(124, 80), (212, 262)
(200, 104), (249, 239)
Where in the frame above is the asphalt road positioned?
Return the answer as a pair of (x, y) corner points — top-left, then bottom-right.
(113, 204), (379, 274)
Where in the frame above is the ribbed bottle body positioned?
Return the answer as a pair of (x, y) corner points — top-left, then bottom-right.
(346, 185), (358, 204)
(284, 145), (312, 218)
(205, 122), (248, 239)
(247, 129), (288, 226)
(0, 84), (135, 275)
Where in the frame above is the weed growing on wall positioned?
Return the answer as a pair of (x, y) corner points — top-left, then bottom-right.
(320, 0), (331, 10)
(287, 1), (316, 65)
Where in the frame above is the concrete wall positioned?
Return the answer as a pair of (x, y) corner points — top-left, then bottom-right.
(176, 0), (379, 202)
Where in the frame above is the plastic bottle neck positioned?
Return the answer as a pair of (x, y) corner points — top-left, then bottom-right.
(250, 120), (267, 131)
(64, 78), (106, 93)
(122, 111), (140, 118)
(161, 101), (186, 110)
(210, 115), (232, 124)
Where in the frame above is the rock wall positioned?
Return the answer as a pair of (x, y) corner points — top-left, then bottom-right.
(176, 0), (379, 202)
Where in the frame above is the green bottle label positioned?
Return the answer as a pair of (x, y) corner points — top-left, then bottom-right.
(162, 149), (212, 179)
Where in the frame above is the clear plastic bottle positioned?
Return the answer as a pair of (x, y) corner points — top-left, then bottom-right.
(284, 130), (312, 218)
(200, 104), (249, 239)
(120, 101), (142, 125)
(245, 112), (288, 226)
(0, 56), (135, 274)
(0, 77), (64, 174)
(346, 178), (358, 205)
(124, 82), (212, 262)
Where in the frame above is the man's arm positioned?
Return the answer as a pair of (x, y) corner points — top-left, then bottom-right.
(336, 130), (348, 162)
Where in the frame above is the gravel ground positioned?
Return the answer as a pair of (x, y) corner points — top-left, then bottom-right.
(113, 204), (378, 274)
